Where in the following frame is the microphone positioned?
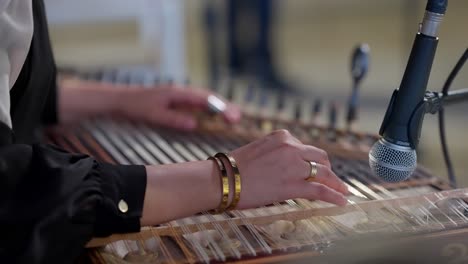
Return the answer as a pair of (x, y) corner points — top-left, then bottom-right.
(369, 0), (448, 182)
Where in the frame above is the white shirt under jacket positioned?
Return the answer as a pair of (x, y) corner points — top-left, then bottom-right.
(0, 0), (33, 128)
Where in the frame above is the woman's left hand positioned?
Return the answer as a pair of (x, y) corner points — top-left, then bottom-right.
(59, 80), (241, 130)
(119, 85), (241, 130)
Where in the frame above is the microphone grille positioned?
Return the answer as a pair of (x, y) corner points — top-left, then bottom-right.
(369, 139), (417, 182)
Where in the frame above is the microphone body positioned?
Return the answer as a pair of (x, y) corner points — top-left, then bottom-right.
(369, 0), (448, 182)
(380, 33), (438, 149)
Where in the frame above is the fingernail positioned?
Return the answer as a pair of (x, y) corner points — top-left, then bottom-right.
(342, 184), (349, 195)
(339, 195), (348, 206)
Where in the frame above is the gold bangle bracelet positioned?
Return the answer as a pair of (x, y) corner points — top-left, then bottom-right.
(208, 156), (229, 214)
(215, 153), (241, 210)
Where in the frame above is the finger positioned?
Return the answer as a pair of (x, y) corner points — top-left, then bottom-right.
(302, 161), (348, 195)
(169, 88), (210, 107)
(299, 182), (348, 206)
(170, 89), (241, 123)
(222, 102), (242, 123)
(206, 94), (241, 123)
(151, 110), (197, 131)
(300, 145), (331, 168)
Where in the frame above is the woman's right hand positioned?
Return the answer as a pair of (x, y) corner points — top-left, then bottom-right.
(141, 129), (349, 226)
(229, 130), (349, 209)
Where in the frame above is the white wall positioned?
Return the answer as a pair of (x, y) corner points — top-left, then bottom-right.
(44, 0), (142, 25)
(45, 0), (187, 82)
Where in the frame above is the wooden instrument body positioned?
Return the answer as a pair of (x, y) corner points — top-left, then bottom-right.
(50, 70), (466, 263)
(46, 114), (467, 264)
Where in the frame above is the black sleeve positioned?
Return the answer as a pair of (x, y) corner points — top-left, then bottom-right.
(0, 122), (147, 264)
(10, 0), (59, 143)
(39, 0), (58, 126)
(41, 65), (58, 125)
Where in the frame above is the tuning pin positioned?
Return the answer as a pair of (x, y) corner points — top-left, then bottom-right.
(130, 71), (145, 86)
(212, 76), (227, 93)
(226, 82), (235, 101)
(311, 98), (322, 124)
(91, 70), (103, 82)
(56, 66), (77, 76)
(294, 99), (302, 121)
(152, 75), (161, 86)
(141, 70), (154, 88)
(80, 70), (93, 81)
(100, 68), (116, 83)
(258, 89), (273, 132)
(259, 89), (269, 108)
(244, 84), (256, 104)
(325, 101), (339, 142)
(329, 101), (338, 130)
(115, 68), (132, 85)
(166, 78), (174, 86)
(276, 91), (286, 113)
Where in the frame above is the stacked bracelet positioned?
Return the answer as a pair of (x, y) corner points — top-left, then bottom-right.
(208, 153), (242, 213)
(207, 156), (229, 213)
(215, 153), (241, 211)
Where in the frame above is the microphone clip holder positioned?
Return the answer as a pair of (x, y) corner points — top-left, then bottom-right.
(424, 88), (468, 114)
(408, 88), (468, 148)
(379, 88), (468, 149)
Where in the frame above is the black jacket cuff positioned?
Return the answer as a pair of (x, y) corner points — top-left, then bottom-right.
(93, 163), (147, 237)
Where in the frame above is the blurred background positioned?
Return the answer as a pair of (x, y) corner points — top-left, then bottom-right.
(44, 0), (467, 186)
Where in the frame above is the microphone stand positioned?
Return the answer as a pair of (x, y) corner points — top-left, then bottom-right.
(424, 88), (468, 114)
(421, 87), (468, 187)
(394, 88), (468, 151)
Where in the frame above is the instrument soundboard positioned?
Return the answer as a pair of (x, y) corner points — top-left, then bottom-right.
(50, 67), (467, 264)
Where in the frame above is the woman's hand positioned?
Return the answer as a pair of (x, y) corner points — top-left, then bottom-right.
(142, 129), (348, 226)
(119, 85), (241, 130)
(59, 80), (241, 130)
(230, 129), (349, 209)
(141, 129), (348, 226)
